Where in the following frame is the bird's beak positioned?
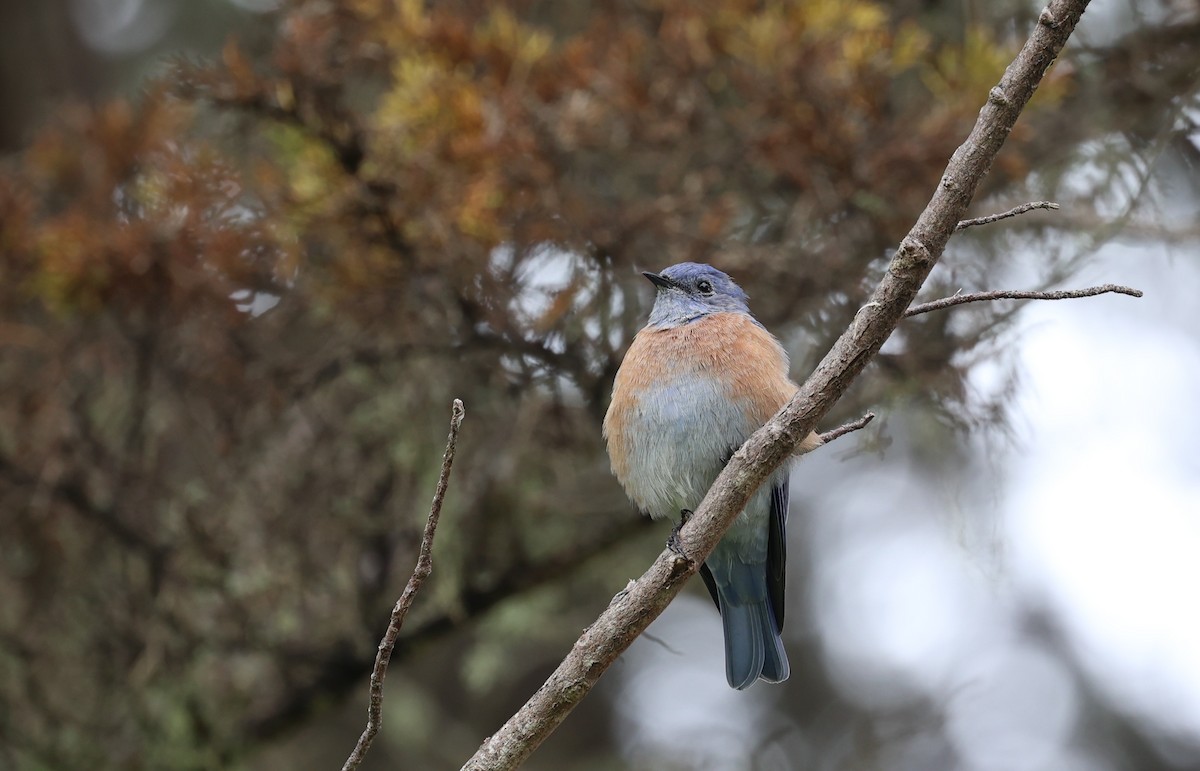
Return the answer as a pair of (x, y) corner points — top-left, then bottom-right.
(642, 271), (675, 290)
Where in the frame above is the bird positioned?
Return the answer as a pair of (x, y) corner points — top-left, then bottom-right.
(603, 262), (821, 689)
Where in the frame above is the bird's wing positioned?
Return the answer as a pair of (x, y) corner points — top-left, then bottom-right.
(767, 479), (788, 628)
(698, 562), (721, 610)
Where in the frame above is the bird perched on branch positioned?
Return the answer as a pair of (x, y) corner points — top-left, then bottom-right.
(603, 262), (820, 689)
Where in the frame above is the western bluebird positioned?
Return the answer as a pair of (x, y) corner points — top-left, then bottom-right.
(603, 262), (821, 689)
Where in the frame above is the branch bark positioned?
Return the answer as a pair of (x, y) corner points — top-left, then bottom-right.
(461, 1), (1097, 768)
(342, 399), (465, 771)
(905, 284), (1143, 317)
(956, 200), (1060, 230)
(818, 412), (877, 444)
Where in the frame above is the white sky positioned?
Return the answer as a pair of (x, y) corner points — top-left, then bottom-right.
(1010, 239), (1200, 746)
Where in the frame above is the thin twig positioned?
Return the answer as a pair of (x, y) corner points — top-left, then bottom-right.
(640, 631), (684, 656)
(342, 399), (465, 771)
(956, 200), (1060, 230)
(818, 412), (876, 444)
(904, 284), (1142, 317)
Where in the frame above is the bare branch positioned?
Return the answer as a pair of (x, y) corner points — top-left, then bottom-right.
(956, 200), (1060, 230)
(818, 412), (876, 444)
(342, 399), (465, 771)
(459, 1), (1096, 769)
(905, 284), (1142, 317)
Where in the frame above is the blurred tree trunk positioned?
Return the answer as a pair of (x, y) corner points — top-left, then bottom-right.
(0, 0), (104, 150)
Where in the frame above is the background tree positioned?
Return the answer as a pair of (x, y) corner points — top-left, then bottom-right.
(1, 0), (1197, 769)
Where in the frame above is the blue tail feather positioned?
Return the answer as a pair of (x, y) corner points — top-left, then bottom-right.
(708, 551), (789, 690)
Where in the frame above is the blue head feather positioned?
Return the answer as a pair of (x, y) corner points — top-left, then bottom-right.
(644, 262), (752, 328)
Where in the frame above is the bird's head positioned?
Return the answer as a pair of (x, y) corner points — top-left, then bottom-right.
(643, 262), (751, 328)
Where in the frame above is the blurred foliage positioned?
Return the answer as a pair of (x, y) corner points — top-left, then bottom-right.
(0, 0), (1197, 769)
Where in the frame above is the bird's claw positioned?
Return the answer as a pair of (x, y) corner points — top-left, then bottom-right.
(667, 509), (693, 559)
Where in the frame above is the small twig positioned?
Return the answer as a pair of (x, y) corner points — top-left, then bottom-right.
(640, 631), (684, 656)
(818, 412), (876, 444)
(956, 200), (1060, 230)
(342, 399), (466, 771)
(904, 284), (1142, 317)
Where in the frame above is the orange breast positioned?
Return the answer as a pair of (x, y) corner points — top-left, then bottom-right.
(603, 313), (798, 508)
(610, 313), (796, 418)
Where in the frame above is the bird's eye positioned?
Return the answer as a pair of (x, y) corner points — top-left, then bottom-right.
(697, 280), (714, 296)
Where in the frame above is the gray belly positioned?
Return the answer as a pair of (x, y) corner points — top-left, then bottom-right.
(620, 375), (764, 521)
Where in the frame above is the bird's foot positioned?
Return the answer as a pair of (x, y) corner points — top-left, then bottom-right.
(667, 509), (692, 558)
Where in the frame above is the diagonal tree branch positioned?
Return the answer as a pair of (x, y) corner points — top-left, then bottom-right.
(342, 399), (465, 771)
(460, 1), (1101, 768)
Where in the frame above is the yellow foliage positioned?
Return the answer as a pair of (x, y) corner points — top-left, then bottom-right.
(924, 27), (1018, 101)
(457, 170), (504, 243)
(893, 23), (931, 71)
(721, 0), (931, 83)
(378, 54), (483, 158)
(478, 6), (552, 69)
(31, 212), (105, 312)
